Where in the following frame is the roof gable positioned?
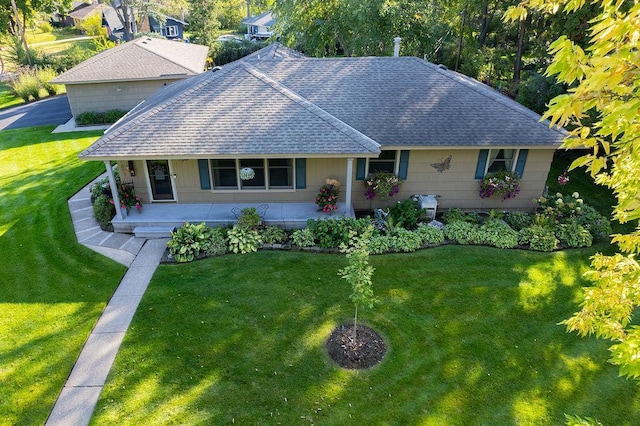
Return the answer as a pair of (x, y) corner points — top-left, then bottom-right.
(80, 62), (380, 159)
(51, 37), (209, 84)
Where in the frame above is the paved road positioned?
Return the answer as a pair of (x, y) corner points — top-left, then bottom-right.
(0, 95), (72, 130)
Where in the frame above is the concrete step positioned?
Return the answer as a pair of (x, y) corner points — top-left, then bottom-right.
(133, 226), (174, 238)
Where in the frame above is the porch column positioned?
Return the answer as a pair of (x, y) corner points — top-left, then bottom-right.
(345, 157), (354, 215)
(105, 160), (124, 220)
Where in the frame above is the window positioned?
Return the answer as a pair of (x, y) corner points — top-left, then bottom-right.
(475, 149), (528, 179)
(268, 159), (293, 189)
(486, 149), (516, 173)
(165, 25), (178, 37)
(368, 150), (397, 174)
(240, 159), (265, 189)
(210, 158), (294, 190)
(212, 159), (237, 189)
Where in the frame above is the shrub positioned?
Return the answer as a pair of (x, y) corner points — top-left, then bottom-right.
(504, 211), (532, 231)
(368, 234), (392, 254)
(92, 195), (115, 230)
(36, 67), (60, 95)
(555, 221), (593, 248)
(388, 198), (426, 229)
(9, 69), (41, 101)
(235, 207), (263, 230)
(478, 219), (518, 249)
(291, 228), (315, 247)
(535, 192), (611, 241)
(444, 221), (480, 245)
(518, 225), (558, 252)
(306, 217), (370, 249)
(415, 224), (445, 245)
(261, 225), (287, 244)
(388, 228), (423, 252)
(76, 109), (127, 125)
(38, 22), (53, 33)
(167, 222), (225, 262)
(211, 39), (267, 66)
(443, 208), (471, 224)
(227, 226), (263, 254)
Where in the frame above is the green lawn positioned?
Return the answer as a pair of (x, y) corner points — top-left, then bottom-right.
(92, 247), (640, 424)
(0, 126), (125, 424)
(0, 82), (22, 110)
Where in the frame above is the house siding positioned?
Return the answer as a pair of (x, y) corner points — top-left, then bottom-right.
(119, 149), (554, 212)
(66, 79), (183, 116)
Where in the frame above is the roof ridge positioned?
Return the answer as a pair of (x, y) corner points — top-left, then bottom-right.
(416, 57), (566, 137)
(240, 62), (380, 154)
(134, 38), (204, 74)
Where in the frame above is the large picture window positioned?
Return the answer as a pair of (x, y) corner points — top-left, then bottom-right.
(210, 158), (294, 190)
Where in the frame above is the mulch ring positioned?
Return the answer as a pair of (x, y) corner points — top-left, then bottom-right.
(326, 323), (387, 369)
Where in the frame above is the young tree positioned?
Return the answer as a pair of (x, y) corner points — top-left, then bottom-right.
(338, 226), (378, 342)
(189, 0), (220, 47)
(506, 0), (640, 379)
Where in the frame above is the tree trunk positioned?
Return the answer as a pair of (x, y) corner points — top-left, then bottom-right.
(110, 0), (135, 41)
(246, 0), (251, 19)
(352, 305), (358, 343)
(10, 0), (31, 66)
(478, 3), (490, 47)
(455, 9), (466, 72)
(513, 16), (527, 85)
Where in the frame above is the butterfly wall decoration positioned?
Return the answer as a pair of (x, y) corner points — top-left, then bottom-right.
(431, 155), (452, 173)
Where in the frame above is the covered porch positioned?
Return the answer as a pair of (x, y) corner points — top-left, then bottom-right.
(112, 202), (355, 235)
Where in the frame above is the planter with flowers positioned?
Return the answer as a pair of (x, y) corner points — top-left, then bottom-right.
(365, 172), (403, 202)
(479, 170), (520, 200)
(114, 182), (143, 213)
(315, 178), (341, 213)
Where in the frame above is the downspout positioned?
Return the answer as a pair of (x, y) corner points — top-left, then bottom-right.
(345, 158), (354, 215)
(105, 160), (124, 220)
(393, 37), (402, 57)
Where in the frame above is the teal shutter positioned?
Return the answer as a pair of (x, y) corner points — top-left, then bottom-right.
(356, 158), (366, 180)
(295, 158), (306, 189)
(514, 149), (528, 178)
(198, 159), (211, 190)
(398, 150), (410, 179)
(475, 149), (489, 179)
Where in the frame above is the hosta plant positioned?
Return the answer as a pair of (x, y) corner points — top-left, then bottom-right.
(227, 226), (263, 254)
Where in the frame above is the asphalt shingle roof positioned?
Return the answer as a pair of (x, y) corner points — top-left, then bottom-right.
(80, 61), (380, 159)
(51, 37), (209, 84)
(79, 43), (565, 160)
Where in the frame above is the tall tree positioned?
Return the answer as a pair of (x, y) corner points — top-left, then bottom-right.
(506, 0), (640, 380)
(189, 0), (220, 47)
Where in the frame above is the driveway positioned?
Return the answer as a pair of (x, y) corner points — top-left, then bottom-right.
(0, 95), (72, 130)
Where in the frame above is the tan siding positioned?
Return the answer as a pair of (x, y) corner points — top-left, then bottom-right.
(66, 79), (183, 116)
(122, 150), (555, 212)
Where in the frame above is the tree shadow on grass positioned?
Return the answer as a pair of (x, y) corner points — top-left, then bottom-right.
(93, 247), (640, 425)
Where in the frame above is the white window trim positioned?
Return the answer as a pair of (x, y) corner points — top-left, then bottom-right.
(484, 148), (521, 175)
(210, 158), (295, 192)
(165, 25), (178, 37)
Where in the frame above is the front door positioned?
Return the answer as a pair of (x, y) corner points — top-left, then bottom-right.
(147, 160), (175, 201)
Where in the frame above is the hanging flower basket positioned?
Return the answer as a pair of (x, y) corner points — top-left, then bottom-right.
(240, 167), (255, 180)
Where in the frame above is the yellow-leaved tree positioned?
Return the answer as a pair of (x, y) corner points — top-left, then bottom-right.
(505, 0), (640, 379)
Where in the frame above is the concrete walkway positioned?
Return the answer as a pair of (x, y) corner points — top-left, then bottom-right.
(46, 180), (168, 425)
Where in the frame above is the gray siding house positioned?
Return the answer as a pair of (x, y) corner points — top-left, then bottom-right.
(51, 37), (209, 118)
(80, 43), (566, 227)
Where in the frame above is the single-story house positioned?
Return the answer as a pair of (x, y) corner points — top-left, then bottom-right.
(242, 11), (275, 40)
(138, 13), (187, 40)
(51, 37), (209, 118)
(52, 1), (107, 27)
(79, 43), (566, 229)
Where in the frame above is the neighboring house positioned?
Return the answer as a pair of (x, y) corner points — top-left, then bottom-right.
(52, 1), (106, 27)
(101, 4), (136, 41)
(242, 11), (275, 40)
(51, 37), (209, 118)
(79, 43), (566, 223)
(138, 14), (187, 40)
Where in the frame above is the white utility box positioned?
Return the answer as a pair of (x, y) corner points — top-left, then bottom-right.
(417, 195), (438, 220)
